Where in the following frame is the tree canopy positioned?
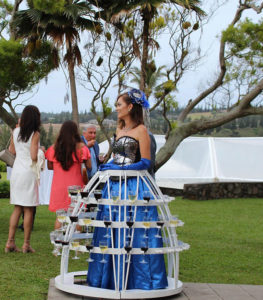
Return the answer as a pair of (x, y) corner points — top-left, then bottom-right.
(12, 0), (101, 125)
(0, 37), (58, 127)
(78, 0), (263, 169)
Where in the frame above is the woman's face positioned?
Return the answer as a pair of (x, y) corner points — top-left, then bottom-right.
(116, 96), (133, 120)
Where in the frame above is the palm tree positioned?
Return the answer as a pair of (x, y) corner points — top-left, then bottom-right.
(129, 61), (166, 98)
(138, 0), (204, 92)
(90, 0), (204, 93)
(12, 0), (100, 125)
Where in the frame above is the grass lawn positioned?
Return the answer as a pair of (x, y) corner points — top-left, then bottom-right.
(172, 198), (263, 285)
(0, 197), (262, 300)
(0, 171), (7, 180)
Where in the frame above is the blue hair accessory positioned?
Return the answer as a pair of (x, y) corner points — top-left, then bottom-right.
(127, 89), (150, 109)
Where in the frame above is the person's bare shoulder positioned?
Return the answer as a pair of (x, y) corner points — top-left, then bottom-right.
(135, 124), (149, 141)
(137, 124), (148, 134)
(34, 131), (40, 137)
(77, 142), (85, 149)
(32, 131), (40, 141)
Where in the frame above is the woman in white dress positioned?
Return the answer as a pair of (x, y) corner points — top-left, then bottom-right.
(5, 105), (41, 253)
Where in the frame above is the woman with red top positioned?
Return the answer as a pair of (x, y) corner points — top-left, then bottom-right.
(45, 120), (91, 229)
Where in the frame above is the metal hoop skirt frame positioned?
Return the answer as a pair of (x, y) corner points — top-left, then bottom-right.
(54, 170), (190, 299)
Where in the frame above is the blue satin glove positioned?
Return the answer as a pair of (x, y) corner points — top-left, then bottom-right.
(99, 163), (122, 171)
(99, 158), (151, 171)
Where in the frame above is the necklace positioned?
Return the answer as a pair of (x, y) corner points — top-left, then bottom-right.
(123, 125), (134, 132)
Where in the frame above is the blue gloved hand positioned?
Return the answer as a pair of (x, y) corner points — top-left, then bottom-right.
(99, 158), (151, 171)
(122, 158), (151, 170)
(99, 163), (122, 171)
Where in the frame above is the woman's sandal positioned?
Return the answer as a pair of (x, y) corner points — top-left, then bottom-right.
(22, 241), (35, 253)
(5, 239), (21, 253)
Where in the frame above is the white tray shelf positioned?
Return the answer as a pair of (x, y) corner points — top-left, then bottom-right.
(52, 170), (189, 299)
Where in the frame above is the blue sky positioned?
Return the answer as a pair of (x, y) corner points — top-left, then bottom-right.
(12, 1), (260, 113)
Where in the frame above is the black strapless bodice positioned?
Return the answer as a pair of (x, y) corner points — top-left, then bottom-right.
(112, 135), (141, 166)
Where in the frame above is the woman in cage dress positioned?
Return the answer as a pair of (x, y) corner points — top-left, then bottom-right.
(87, 89), (167, 290)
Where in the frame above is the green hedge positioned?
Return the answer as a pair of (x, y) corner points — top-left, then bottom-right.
(0, 161), (7, 172)
(0, 180), (10, 198)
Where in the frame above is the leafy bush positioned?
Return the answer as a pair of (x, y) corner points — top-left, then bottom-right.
(0, 161), (7, 172)
(0, 180), (10, 197)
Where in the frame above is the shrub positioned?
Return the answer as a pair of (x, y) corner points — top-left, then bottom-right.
(0, 180), (10, 197)
(0, 161), (7, 172)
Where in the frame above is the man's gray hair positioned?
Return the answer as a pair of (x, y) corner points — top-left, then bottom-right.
(82, 124), (96, 132)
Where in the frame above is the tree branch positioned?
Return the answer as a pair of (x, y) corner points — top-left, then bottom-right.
(150, 92), (167, 112)
(177, 4), (249, 122)
(234, 78), (263, 110)
(156, 77), (263, 170)
(244, 1), (263, 13)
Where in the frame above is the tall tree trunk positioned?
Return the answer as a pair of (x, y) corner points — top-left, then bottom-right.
(139, 8), (151, 92)
(0, 104), (16, 129)
(140, 7), (153, 129)
(155, 126), (187, 170)
(10, 0), (23, 40)
(68, 61), (79, 126)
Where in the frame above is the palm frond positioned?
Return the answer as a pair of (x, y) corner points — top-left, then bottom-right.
(12, 1), (99, 72)
(12, 11), (38, 39)
(170, 0), (206, 16)
(46, 28), (64, 46)
(24, 8), (43, 24)
(26, 0), (34, 9)
(51, 47), (60, 68)
(63, 3), (92, 20)
(46, 15), (73, 28)
(63, 51), (72, 65)
(65, 27), (80, 44)
(75, 17), (100, 31)
(73, 44), (82, 65)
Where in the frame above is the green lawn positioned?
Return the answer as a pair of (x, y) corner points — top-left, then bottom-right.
(172, 198), (263, 284)
(0, 197), (262, 300)
(0, 171), (7, 180)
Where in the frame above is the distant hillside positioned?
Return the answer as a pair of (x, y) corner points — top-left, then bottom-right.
(188, 111), (213, 120)
(2, 110), (263, 150)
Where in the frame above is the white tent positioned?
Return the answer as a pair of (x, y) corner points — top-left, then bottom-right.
(8, 136), (263, 205)
(99, 136), (263, 189)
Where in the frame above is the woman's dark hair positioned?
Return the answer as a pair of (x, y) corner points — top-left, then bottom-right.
(117, 93), (144, 129)
(54, 120), (81, 171)
(18, 105), (41, 142)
